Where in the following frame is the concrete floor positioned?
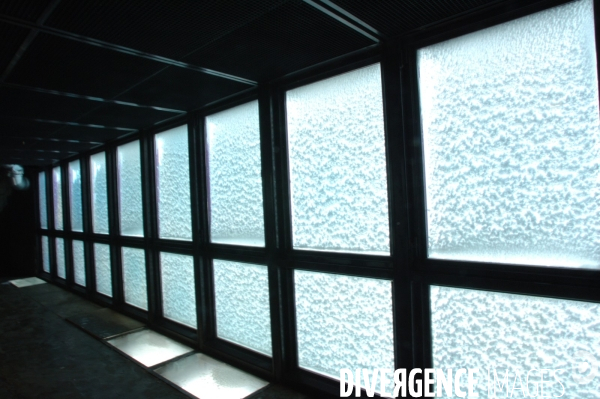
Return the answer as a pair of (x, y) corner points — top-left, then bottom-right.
(0, 280), (310, 399)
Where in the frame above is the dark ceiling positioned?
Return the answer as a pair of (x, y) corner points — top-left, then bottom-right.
(0, 0), (506, 167)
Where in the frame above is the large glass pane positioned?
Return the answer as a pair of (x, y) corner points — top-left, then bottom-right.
(72, 240), (86, 287)
(56, 237), (66, 279)
(206, 101), (264, 246)
(160, 252), (196, 328)
(38, 172), (47, 229)
(418, 0), (600, 268)
(431, 286), (600, 398)
(122, 247), (148, 310)
(52, 166), (63, 230)
(213, 260), (271, 355)
(90, 152), (109, 234)
(94, 243), (112, 297)
(155, 125), (192, 241)
(68, 160), (83, 232)
(286, 64), (390, 254)
(41, 236), (50, 273)
(117, 141), (143, 237)
(295, 270), (394, 391)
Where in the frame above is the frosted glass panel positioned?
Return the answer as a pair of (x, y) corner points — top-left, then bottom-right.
(38, 172), (47, 229)
(90, 152), (109, 234)
(160, 252), (196, 328)
(55, 237), (66, 279)
(72, 240), (86, 287)
(94, 243), (112, 297)
(286, 64), (390, 254)
(295, 270), (394, 388)
(117, 141), (144, 237)
(431, 286), (600, 398)
(418, 0), (600, 268)
(155, 125), (192, 241)
(68, 160), (83, 232)
(213, 260), (271, 355)
(122, 247), (148, 310)
(52, 166), (63, 230)
(41, 236), (50, 273)
(206, 101), (265, 246)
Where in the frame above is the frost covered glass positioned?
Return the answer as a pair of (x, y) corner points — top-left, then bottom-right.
(213, 260), (271, 355)
(122, 247), (148, 310)
(38, 172), (47, 229)
(286, 64), (390, 254)
(160, 252), (196, 328)
(52, 166), (63, 230)
(295, 270), (394, 389)
(206, 101), (265, 246)
(41, 236), (50, 273)
(72, 240), (86, 287)
(94, 243), (112, 297)
(55, 237), (66, 279)
(117, 141), (144, 237)
(90, 152), (109, 234)
(155, 125), (192, 241)
(418, 0), (600, 268)
(431, 286), (600, 398)
(68, 160), (83, 232)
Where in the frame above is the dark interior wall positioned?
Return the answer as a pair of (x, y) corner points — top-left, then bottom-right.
(0, 167), (36, 278)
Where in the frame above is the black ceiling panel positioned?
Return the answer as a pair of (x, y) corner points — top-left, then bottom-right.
(330, 0), (500, 37)
(184, 0), (375, 82)
(28, 139), (100, 153)
(0, 23), (30, 75)
(76, 103), (181, 130)
(45, 0), (289, 60)
(117, 66), (252, 111)
(0, 117), (60, 139)
(0, 0), (54, 22)
(0, 86), (99, 121)
(50, 125), (133, 143)
(7, 33), (165, 99)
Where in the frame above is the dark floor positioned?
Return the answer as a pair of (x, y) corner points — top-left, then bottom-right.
(0, 280), (309, 399)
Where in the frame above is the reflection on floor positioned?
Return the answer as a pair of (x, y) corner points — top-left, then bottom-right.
(1, 278), (311, 399)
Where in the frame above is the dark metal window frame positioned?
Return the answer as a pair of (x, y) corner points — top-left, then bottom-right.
(33, 0), (600, 397)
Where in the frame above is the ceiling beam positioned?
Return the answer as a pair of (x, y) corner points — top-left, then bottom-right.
(0, 13), (257, 86)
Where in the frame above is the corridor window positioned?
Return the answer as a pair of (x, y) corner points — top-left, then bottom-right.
(213, 259), (271, 355)
(418, 0), (600, 268)
(206, 101), (265, 247)
(160, 252), (196, 328)
(155, 125), (192, 241)
(117, 141), (144, 237)
(72, 240), (86, 287)
(52, 166), (63, 230)
(38, 172), (47, 229)
(56, 237), (66, 279)
(94, 243), (112, 297)
(41, 236), (50, 273)
(286, 64), (390, 254)
(295, 270), (394, 390)
(68, 160), (83, 232)
(90, 152), (109, 234)
(431, 286), (600, 398)
(122, 247), (148, 310)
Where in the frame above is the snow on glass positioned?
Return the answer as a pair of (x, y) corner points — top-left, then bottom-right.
(155, 125), (192, 241)
(160, 252), (196, 328)
(38, 172), (47, 229)
(431, 286), (600, 398)
(69, 160), (83, 232)
(206, 101), (265, 247)
(295, 270), (394, 392)
(56, 237), (66, 279)
(94, 243), (112, 297)
(418, 0), (600, 268)
(72, 240), (86, 287)
(286, 64), (390, 254)
(52, 166), (63, 230)
(213, 259), (271, 355)
(90, 152), (109, 234)
(118, 141), (144, 237)
(122, 247), (148, 310)
(41, 236), (50, 273)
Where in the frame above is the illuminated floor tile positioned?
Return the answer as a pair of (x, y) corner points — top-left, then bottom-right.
(155, 353), (269, 399)
(107, 329), (193, 367)
(10, 277), (46, 288)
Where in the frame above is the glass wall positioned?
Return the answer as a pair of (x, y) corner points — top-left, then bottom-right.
(52, 166), (63, 231)
(90, 152), (109, 234)
(117, 141), (144, 237)
(69, 160), (83, 232)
